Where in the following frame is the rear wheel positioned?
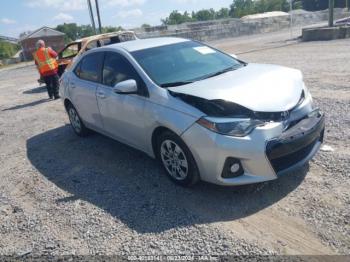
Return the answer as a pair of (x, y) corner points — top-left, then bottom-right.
(157, 131), (200, 187)
(67, 104), (89, 136)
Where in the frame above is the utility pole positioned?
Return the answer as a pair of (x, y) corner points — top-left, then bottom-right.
(290, 0), (293, 39)
(95, 0), (102, 34)
(329, 0), (334, 27)
(87, 0), (97, 34)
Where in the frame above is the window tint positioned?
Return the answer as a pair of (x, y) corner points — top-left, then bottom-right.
(102, 52), (144, 89)
(77, 52), (103, 82)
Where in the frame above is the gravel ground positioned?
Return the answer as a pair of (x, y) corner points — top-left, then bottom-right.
(0, 29), (349, 258)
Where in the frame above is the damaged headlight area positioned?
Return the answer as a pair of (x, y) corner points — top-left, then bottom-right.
(197, 118), (265, 137)
(169, 91), (253, 118)
(170, 91), (304, 136)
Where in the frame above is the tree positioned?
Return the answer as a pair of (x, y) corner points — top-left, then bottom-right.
(332, 0), (346, 8)
(141, 23), (151, 29)
(216, 8), (230, 19)
(0, 41), (20, 59)
(293, 0), (303, 9)
(79, 24), (95, 38)
(54, 23), (124, 43)
(182, 11), (193, 23)
(254, 0), (290, 13)
(300, 0), (345, 11)
(55, 23), (81, 43)
(161, 10), (193, 25)
(193, 8), (216, 21)
(229, 0), (255, 18)
(101, 26), (123, 33)
(160, 0), (345, 25)
(301, 0), (328, 10)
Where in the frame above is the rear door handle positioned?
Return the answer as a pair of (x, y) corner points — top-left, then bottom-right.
(97, 91), (106, 99)
(70, 83), (76, 89)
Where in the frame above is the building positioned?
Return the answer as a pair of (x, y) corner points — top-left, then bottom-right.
(18, 26), (65, 61)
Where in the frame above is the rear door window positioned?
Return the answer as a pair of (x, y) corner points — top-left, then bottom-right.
(75, 52), (103, 82)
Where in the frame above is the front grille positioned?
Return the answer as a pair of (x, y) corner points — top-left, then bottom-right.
(253, 90), (305, 122)
(266, 110), (325, 174)
(268, 139), (318, 173)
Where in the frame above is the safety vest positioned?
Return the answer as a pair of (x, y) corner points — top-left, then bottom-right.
(33, 47), (58, 75)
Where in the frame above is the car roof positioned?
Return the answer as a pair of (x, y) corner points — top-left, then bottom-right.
(104, 37), (190, 52)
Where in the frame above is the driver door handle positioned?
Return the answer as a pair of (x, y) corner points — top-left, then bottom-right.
(70, 83), (76, 89)
(97, 91), (106, 99)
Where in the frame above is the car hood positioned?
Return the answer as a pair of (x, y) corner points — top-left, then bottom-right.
(168, 63), (304, 112)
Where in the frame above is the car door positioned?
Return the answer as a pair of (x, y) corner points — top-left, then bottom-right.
(69, 52), (104, 129)
(57, 42), (82, 76)
(96, 51), (148, 149)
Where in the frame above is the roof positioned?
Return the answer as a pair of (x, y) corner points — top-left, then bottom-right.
(106, 37), (189, 52)
(19, 26), (64, 42)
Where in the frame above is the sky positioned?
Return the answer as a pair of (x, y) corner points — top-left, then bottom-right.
(0, 0), (234, 38)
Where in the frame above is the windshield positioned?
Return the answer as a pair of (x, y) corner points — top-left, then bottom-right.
(131, 41), (244, 87)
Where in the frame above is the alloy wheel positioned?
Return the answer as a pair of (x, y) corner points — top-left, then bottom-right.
(160, 139), (189, 180)
(68, 107), (82, 133)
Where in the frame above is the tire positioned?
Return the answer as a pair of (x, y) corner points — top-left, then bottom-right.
(66, 103), (89, 137)
(157, 131), (200, 187)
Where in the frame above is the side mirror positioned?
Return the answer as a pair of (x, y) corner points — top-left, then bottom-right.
(113, 79), (138, 94)
(230, 53), (238, 59)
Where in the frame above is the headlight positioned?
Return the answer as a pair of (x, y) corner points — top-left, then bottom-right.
(197, 117), (265, 137)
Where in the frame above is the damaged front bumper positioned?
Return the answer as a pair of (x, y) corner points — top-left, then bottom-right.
(266, 110), (325, 176)
(181, 109), (325, 186)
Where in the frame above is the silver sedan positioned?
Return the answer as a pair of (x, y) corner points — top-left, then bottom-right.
(59, 37), (325, 186)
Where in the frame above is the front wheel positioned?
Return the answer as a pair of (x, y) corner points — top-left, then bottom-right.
(67, 104), (89, 136)
(157, 131), (200, 187)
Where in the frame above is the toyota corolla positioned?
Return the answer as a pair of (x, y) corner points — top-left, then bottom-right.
(59, 37), (325, 186)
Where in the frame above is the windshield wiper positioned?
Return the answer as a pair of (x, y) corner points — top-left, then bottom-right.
(160, 81), (194, 88)
(198, 66), (239, 81)
(160, 65), (241, 87)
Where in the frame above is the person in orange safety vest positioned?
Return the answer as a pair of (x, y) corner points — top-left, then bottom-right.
(33, 40), (60, 99)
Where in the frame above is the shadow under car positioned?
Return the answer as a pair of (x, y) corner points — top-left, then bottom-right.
(26, 125), (308, 233)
